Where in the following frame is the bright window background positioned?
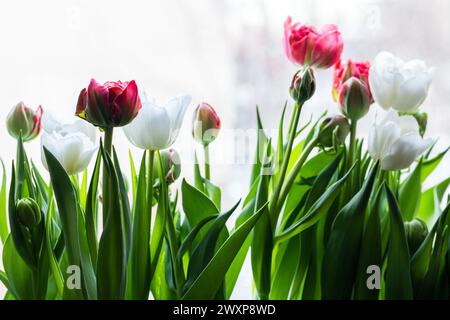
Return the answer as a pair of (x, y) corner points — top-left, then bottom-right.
(1, 0), (449, 299)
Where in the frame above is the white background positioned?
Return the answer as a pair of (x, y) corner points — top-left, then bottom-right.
(1, 0), (449, 299)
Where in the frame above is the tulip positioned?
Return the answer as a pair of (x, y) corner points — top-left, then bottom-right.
(16, 198), (41, 228)
(192, 102), (221, 146)
(283, 16), (343, 69)
(6, 102), (43, 142)
(41, 113), (97, 175)
(369, 51), (434, 112)
(76, 79), (142, 128)
(338, 77), (371, 121)
(332, 59), (371, 101)
(124, 93), (191, 150)
(152, 148), (181, 184)
(289, 67), (316, 104)
(368, 109), (434, 170)
(318, 115), (350, 148)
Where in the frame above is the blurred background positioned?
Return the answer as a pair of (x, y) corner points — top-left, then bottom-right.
(1, 0), (449, 299)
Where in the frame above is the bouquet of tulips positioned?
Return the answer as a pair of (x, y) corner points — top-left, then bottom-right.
(0, 16), (449, 300)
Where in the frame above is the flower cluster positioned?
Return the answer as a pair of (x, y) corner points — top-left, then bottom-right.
(1, 15), (448, 302)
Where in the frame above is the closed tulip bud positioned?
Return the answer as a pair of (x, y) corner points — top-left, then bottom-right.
(404, 218), (428, 255)
(338, 77), (371, 121)
(412, 111), (428, 136)
(153, 149), (181, 184)
(318, 115), (350, 148)
(289, 67), (316, 104)
(7, 102), (43, 142)
(16, 198), (41, 228)
(192, 102), (221, 146)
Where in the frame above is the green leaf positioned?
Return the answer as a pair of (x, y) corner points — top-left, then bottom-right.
(85, 151), (101, 270)
(128, 150), (138, 202)
(420, 147), (449, 183)
(250, 106), (267, 186)
(354, 185), (382, 299)
(0, 159), (8, 244)
(181, 179), (219, 229)
(184, 201), (240, 293)
(182, 201), (269, 300)
(385, 184), (413, 299)
(43, 147), (85, 299)
(417, 177), (450, 222)
(399, 161), (422, 221)
(193, 151), (205, 193)
(96, 145), (126, 299)
(204, 179), (221, 211)
(2, 236), (33, 299)
(321, 162), (379, 299)
(128, 151), (151, 300)
(275, 161), (354, 244)
(270, 237), (300, 299)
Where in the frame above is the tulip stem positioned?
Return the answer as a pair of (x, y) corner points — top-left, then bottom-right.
(204, 144), (211, 180)
(102, 127), (114, 225)
(147, 150), (155, 211)
(269, 102), (302, 217)
(275, 137), (318, 215)
(348, 120), (357, 168)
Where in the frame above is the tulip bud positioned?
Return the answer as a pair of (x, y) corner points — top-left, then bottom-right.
(16, 198), (41, 228)
(153, 149), (181, 184)
(318, 115), (350, 148)
(6, 102), (43, 142)
(412, 112), (428, 136)
(404, 218), (428, 255)
(338, 77), (371, 121)
(192, 102), (221, 146)
(289, 67), (316, 104)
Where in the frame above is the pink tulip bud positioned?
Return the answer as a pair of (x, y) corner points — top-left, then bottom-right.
(6, 102), (43, 142)
(192, 102), (221, 146)
(339, 77), (371, 121)
(289, 67), (316, 103)
(76, 79), (141, 128)
(333, 59), (372, 102)
(283, 16), (343, 69)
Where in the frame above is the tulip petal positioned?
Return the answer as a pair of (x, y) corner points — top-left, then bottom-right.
(86, 79), (109, 126)
(392, 73), (432, 112)
(165, 94), (191, 144)
(381, 133), (433, 170)
(112, 80), (141, 126)
(398, 115), (419, 135)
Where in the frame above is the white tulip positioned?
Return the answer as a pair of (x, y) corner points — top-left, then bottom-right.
(369, 51), (434, 112)
(368, 109), (433, 170)
(123, 93), (191, 150)
(41, 113), (97, 175)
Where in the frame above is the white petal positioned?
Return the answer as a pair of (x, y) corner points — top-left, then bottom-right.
(398, 115), (419, 135)
(164, 94), (191, 145)
(392, 73), (431, 112)
(381, 133), (433, 170)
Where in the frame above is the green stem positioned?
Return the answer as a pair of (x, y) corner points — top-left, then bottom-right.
(275, 138), (318, 214)
(348, 120), (357, 168)
(204, 144), (210, 180)
(102, 127), (113, 225)
(269, 103), (302, 215)
(147, 150), (155, 212)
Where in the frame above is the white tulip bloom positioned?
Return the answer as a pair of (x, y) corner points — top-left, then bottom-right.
(41, 113), (97, 175)
(369, 51), (434, 112)
(368, 110), (434, 170)
(123, 93), (191, 150)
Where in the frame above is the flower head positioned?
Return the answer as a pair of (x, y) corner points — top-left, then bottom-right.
(283, 17), (343, 69)
(76, 79), (141, 128)
(6, 102), (43, 141)
(124, 92), (191, 150)
(192, 102), (221, 146)
(333, 59), (371, 101)
(41, 113), (97, 175)
(369, 51), (434, 112)
(338, 77), (371, 121)
(368, 110), (433, 170)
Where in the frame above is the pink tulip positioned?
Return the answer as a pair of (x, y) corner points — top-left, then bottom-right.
(76, 79), (141, 128)
(333, 59), (371, 101)
(283, 16), (343, 69)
